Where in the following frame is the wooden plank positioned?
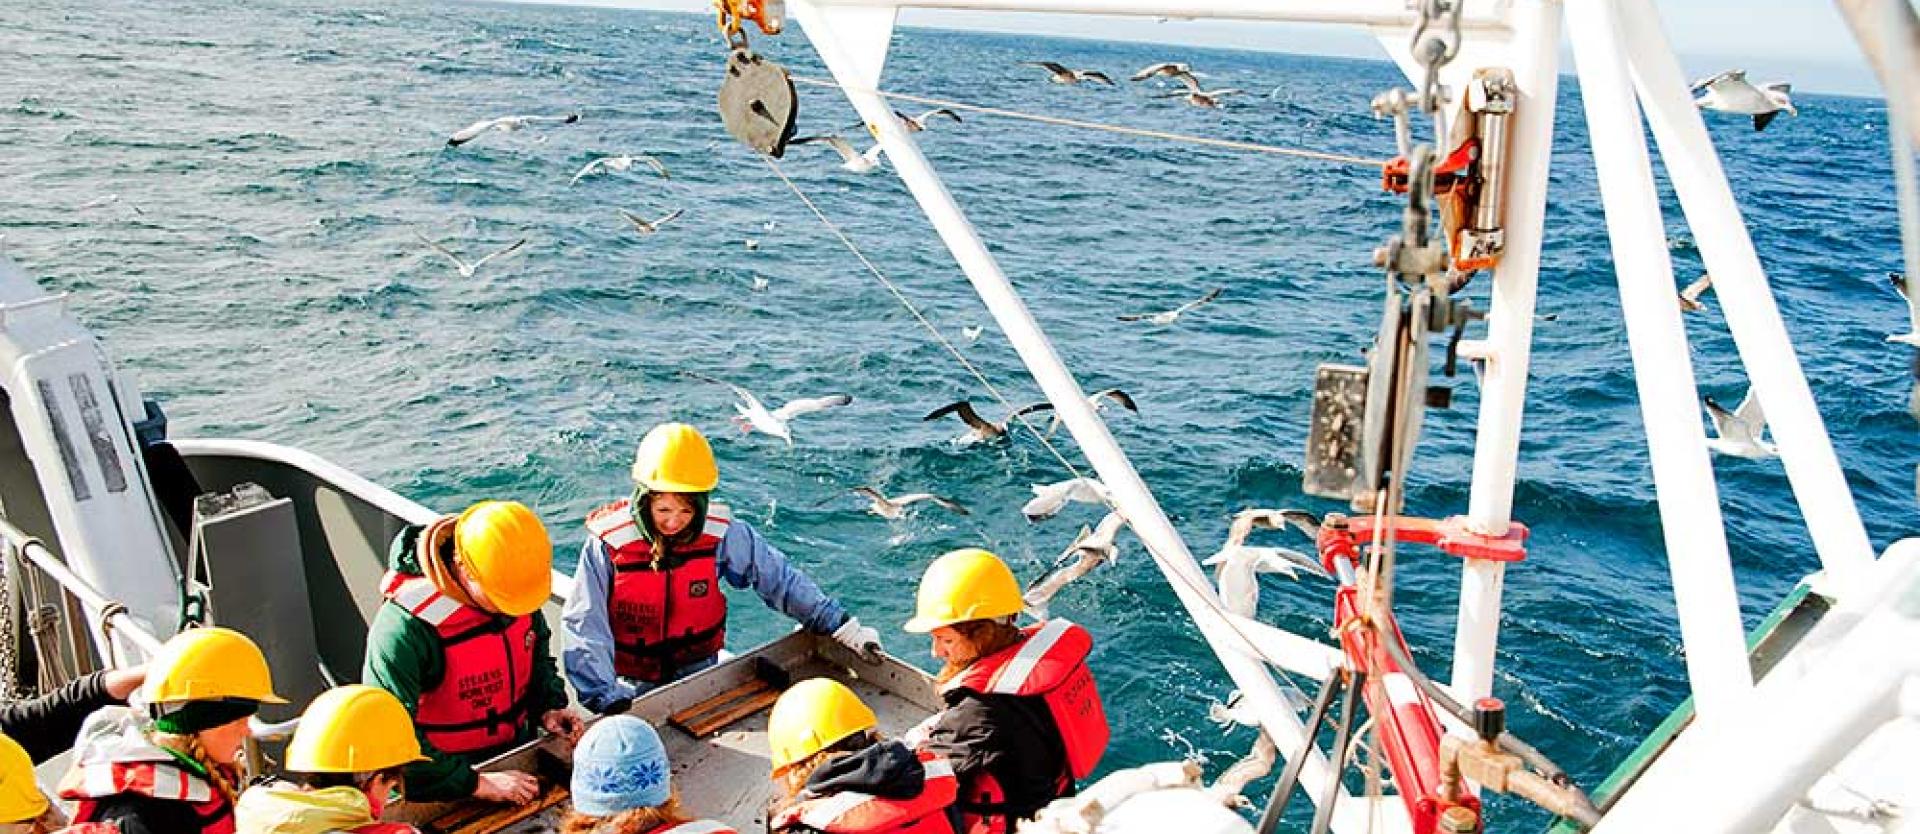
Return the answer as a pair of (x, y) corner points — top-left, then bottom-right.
(667, 678), (776, 737)
(681, 688), (782, 737)
(421, 784), (569, 834)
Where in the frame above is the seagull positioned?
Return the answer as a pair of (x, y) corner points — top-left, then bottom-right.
(745, 239), (761, 251)
(1045, 388), (1139, 435)
(895, 108), (962, 133)
(1129, 62), (1204, 85)
(790, 135), (884, 173)
(1691, 70), (1796, 131)
(570, 154), (670, 185)
(961, 325), (984, 344)
(1118, 287), (1224, 325)
(1888, 273), (1920, 345)
(751, 276), (770, 292)
(1157, 74), (1244, 109)
(1704, 389), (1778, 459)
(851, 487), (970, 520)
(1202, 510), (1329, 617)
(414, 233), (527, 278)
(79, 194), (144, 215)
(618, 208), (683, 235)
(923, 399), (1055, 444)
(1021, 61), (1114, 86)
(1023, 512), (1128, 620)
(684, 373), (852, 446)
(1022, 477), (1110, 521)
(445, 113), (581, 147)
(1679, 273), (1714, 313)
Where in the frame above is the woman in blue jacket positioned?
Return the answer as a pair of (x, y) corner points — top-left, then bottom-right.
(562, 422), (881, 714)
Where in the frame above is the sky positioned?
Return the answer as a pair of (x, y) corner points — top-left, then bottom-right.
(486, 0), (1884, 97)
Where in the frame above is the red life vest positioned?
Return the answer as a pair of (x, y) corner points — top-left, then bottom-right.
(770, 750), (959, 834)
(586, 500), (732, 682)
(940, 620), (1108, 834)
(62, 759), (235, 834)
(381, 570), (536, 754)
(349, 824), (419, 833)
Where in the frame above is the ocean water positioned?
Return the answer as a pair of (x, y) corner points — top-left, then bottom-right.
(2, 0), (1912, 827)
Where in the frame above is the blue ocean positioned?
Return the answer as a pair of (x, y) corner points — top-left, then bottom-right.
(2, 0), (1911, 827)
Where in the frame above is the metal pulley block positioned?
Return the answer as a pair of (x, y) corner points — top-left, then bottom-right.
(718, 48), (798, 157)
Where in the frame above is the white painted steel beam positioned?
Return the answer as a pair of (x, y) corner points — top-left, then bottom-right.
(809, 0), (1511, 31)
(787, 2), (1375, 826)
(1614, 0), (1876, 589)
(1565, 0), (1752, 716)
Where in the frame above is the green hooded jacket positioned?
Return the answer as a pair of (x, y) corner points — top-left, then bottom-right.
(360, 524), (569, 802)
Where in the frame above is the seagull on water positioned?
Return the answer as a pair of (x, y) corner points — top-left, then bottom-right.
(1691, 70), (1796, 132)
(446, 113), (581, 147)
(1704, 389), (1777, 459)
(895, 108), (962, 133)
(924, 399), (1055, 444)
(1022, 61), (1114, 86)
(961, 325), (984, 344)
(685, 372), (852, 446)
(1022, 477), (1110, 521)
(1023, 511), (1128, 620)
(570, 154), (670, 185)
(1157, 74), (1244, 109)
(851, 487), (970, 520)
(790, 135), (884, 173)
(80, 194), (144, 215)
(1045, 388), (1138, 435)
(415, 233), (527, 278)
(619, 208), (684, 235)
(1679, 273), (1714, 313)
(1118, 287), (1223, 325)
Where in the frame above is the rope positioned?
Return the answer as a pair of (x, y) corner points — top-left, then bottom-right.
(788, 76), (1390, 169)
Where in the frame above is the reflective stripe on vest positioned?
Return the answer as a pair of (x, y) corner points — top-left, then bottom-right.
(650, 820), (737, 834)
(587, 500), (732, 682)
(943, 620), (1108, 782)
(776, 752), (957, 834)
(382, 571), (536, 754)
(67, 761), (233, 834)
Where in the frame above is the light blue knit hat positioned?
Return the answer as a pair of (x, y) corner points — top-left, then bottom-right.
(572, 715), (672, 816)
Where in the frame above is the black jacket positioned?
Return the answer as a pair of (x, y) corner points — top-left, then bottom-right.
(925, 690), (1069, 825)
(0, 670), (120, 763)
(74, 791), (226, 834)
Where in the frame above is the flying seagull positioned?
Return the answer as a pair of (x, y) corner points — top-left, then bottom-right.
(1130, 62), (1204, 85)
(1158, 74), (1245, 109)
(1118, 287), (1224, 325)
(851, 487), (970, 520)
(1679, 273), (1714, 313)
(923, 399), (1055, 444)
(1704, 389), (1777, 459)
(1888, 272), (1920, 345)
(446, 113), (581, 147)
(684, 372), (852, 446)
(570, 154), (670, 185)
(1023, 511), (1129, 620)
(1045, 388), (1139, 435)
(1022, 477), (1110, 521)
(961, 325), (984, 344)
(1022, 61), (1114, 86)
(619, 208), (684, 235)
(1202, 509), (1330, 616)
(895, 108), (962, 133)
(790, 135), (884, 173)
(414, 233), (527, 278)
(1691, 70), (1796, 132)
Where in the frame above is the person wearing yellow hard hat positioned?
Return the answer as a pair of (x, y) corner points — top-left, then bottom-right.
(234, 685), (426, 834)
(766, 678), (958, 834)
(561, 423), (881, 714)
(904, 549), (1108, 834)
(58, 626), (286, 834)
(0, 732), (63, 833)
(361, 500), (583, 806)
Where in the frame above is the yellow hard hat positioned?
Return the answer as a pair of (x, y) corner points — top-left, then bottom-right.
(284, 685), (428, 773)
(0, 733), (47, 823)
(767, 678), (877, 774)
(904, 548), (1023, 633)
(453, 500), (554, 617)
(631, 423), (720, 493)
(144, 626), (287, 705)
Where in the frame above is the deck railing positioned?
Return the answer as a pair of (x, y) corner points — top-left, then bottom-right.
(0, 516), (162, 697)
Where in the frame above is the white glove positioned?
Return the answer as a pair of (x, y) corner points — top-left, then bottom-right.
(831, 616), (883, 660)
